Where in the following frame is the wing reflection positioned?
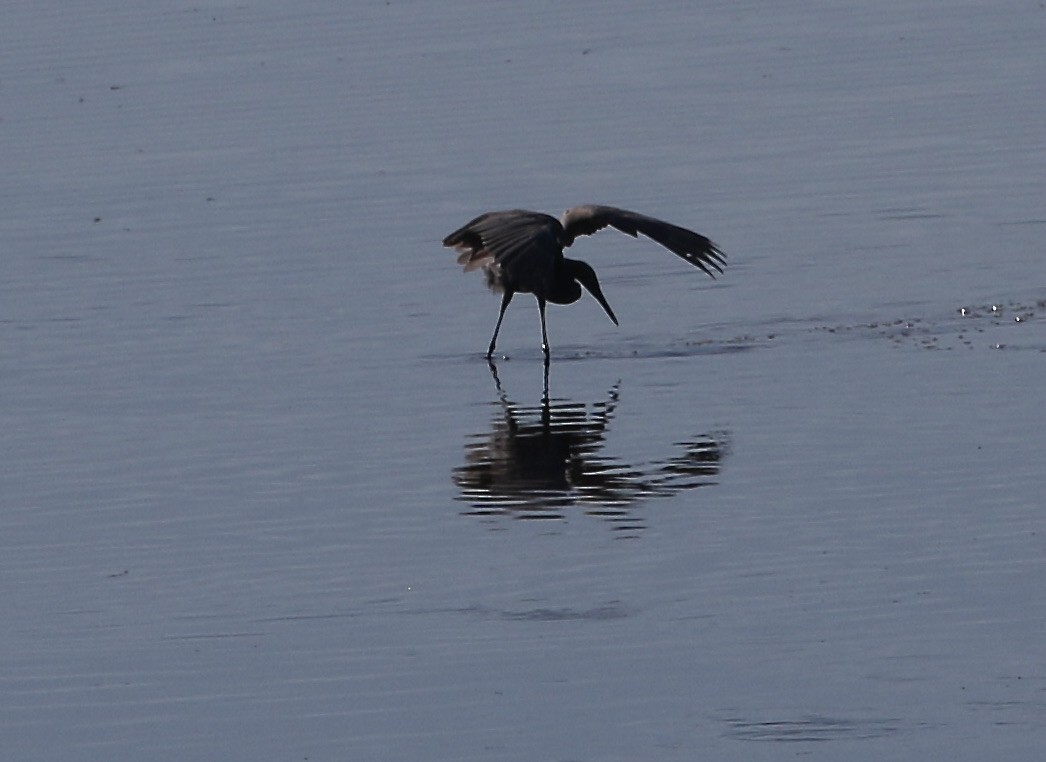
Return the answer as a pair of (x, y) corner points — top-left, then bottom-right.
(454, 361), (728, 528)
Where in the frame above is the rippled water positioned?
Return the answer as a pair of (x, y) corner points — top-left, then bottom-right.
(4, 2), (1045, 760)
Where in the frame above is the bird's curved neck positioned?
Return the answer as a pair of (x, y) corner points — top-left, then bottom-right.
(561, 257), (618, 325)
(547, 258), (584, 305)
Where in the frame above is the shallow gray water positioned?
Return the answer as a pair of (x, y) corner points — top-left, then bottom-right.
(4, 2), (1045, 760)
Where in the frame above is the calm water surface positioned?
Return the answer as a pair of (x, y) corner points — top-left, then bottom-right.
(3, 2), (1045, 760)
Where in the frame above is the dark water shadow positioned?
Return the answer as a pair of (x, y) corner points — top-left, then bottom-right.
(453, 360), (728, 531)
(420, 333), (764, 365)
(719, 713), (909, 742)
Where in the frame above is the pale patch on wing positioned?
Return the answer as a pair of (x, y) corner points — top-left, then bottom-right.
(455, 246), (494, 272)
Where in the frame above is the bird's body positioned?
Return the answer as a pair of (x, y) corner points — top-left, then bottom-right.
(443, 205), (725, 358)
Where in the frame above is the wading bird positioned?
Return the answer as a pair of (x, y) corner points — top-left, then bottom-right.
(443, 205), (725, 358)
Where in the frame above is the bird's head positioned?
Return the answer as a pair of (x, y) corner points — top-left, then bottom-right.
(564, 259), (618, 326)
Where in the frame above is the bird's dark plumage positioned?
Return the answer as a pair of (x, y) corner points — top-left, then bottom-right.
(443, 205), (725, 358)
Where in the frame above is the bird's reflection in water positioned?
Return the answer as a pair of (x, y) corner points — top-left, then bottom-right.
(454, 360), (727, 531)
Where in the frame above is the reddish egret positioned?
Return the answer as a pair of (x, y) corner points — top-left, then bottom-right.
(443, 205), (725, 358)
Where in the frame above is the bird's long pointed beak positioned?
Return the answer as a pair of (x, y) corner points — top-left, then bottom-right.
(575, 267), (619, 326)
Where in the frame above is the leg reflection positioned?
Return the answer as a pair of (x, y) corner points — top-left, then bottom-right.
(455, 367), (729, 525)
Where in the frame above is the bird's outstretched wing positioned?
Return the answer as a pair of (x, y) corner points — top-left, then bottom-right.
(561, 205), (726, 278)
(443, 210), (562, 291)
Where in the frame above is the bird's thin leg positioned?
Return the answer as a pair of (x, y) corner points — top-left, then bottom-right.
(487, 291), (513, 359)
(541, 353), (550, 407)
(537, 296), (550, 358)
